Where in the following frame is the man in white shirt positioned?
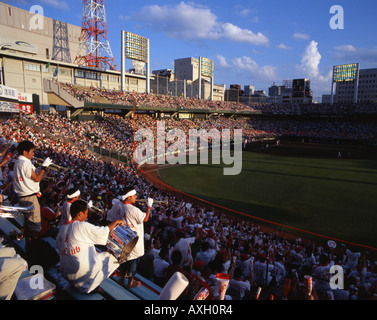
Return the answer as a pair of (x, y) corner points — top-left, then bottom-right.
(227, 266), (251, 300)
(59, 187), (80, 226)
(170, 228), (197, 269)
(271, 254), (286, 286)
(117, 188), (153, 289)
(345, 248), (361, 272)
(313, 253), (335, 298)
(196, 241), (215, 266)
(153, 246), (170, 287)
(253, 256), (274, 287)
(0, 247), (28, 300)
(55, 199), (124, 294)
(12, 140), (52, 251)
(106, 198), (122, 223)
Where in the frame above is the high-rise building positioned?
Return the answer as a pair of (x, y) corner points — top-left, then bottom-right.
(244, 85), (255, 96)
(334, 68), (377, 104)
(292, 78), (313, 103)
(173, 57), (215, 100)
(174, 57), (199, 82)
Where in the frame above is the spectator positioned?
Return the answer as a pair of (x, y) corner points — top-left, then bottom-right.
(12, 140), (53, 252)
(59, 187), (80, 226)
(0, 247), (27, 300)
(117, 188), (153, 289)
(153, 245), (170, 287)
(313, 253), (334, 300)
(165, 250), (192, 299)
(136, 239), (155, 281)
(55, 199), (124, 294)
(226, 266), (252, 300)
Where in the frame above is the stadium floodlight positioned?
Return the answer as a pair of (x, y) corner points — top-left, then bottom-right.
(330, 63), (360, 105)
(121, 30), (150, 93)
(333, 63), (359, 82)
(200, 57), (214, 78)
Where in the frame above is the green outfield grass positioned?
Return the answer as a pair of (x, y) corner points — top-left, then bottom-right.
(158, 152), (377, 249)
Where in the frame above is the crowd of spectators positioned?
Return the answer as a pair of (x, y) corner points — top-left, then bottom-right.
(59, 82), (377, 115)
(22, 113), (377, 165)
(1, 111), (377, 300)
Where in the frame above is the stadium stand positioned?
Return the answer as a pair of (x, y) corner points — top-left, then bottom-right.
(1, 97), (377, 300)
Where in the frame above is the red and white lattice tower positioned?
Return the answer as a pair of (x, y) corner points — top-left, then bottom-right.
(74, 0), (118, 71)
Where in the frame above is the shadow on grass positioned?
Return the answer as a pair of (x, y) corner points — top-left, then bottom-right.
(243, 158), (377, 176)
(241, 167), (377, 187)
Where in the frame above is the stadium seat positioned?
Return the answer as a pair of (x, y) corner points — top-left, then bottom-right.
(99, 278), (140, 300)
(39, 236), (59, 254)
(45, 267), (105, 300)
(0, 217), (26, 253)
(110, 272), (161, 300)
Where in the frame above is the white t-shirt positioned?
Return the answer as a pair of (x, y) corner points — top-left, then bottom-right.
(346, 249), (361, 270)
(170, 215), (184, 229)
(313, 262), (334, 293)
(55, 221), (118, 293)
(271, 261), (286, 285)
(153, 256), (169, 278)
(227, 278), (250, 300)
(120, 203), (146, 260)
(12, 155), (40, 196)
(171, 236), (195, 267)
(254, 261), (274, 286)
(107, 201), (123, 222)
(150, 247), (161, 259)
(60, 200), (73, 226)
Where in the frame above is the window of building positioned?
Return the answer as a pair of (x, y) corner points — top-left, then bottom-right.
(59, 68), (71, 76)
(85, 72), (98, 80)
(25, 63), (40, 72)
(109, 75), (119, 82)
(75, 70), (85, 78)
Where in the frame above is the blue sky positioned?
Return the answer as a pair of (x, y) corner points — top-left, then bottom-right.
(5, 0), (377, 98)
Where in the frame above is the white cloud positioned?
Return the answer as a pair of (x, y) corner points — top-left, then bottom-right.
(126, 2), (269, 45)
(236, 8), (252, 17)
(6, 0), (69, 9)
(300, 40), (322, 78)
(276, 43), (292, 50)
(333, 45), (377, 66)
(298, 41), (332, 95)
(221, 23), (269, 45)
(216, 55), (276, 81)
(40, 0), (68, 8)
(293, 33), (310, 40)
(136, 2), (219, 40)
(334, 44), (357, 52)
(216, 54), (231, 68)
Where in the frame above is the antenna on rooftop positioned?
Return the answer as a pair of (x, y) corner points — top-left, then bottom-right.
(74, 0), (118, 71)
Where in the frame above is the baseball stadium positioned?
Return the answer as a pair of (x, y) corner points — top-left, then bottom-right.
(0, 1), (377, 303)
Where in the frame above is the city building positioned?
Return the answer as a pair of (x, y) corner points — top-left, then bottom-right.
(0, 2), (149, 108)
(0, 2), (225, 109)
(291, 78), (313, 104)
(172, 57), (220, 100)
(267, 80), (313, 104)
(334, 67), (377, 104)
